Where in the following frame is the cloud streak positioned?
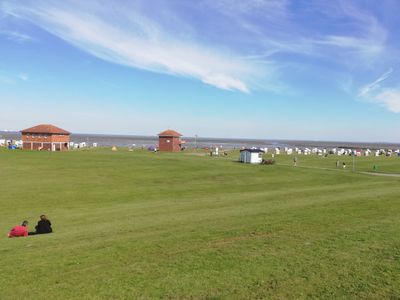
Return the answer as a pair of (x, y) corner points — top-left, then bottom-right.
(374, 89), (400, 113)
(0, 30), (34, 42)
(0, 71), (29, 84)
(358, 69), (400, 113)
(318, 1), (387, 62)
(358, 68), (393, 97)
(0, 0), (393, 96)
(0, 75), (14, 84)
(206, 0), (386, 65)
(19, 73), (29, 81)
(2, 1), (266, 93)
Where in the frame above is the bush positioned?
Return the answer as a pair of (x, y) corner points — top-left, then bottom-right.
(262, 159), (276, 165)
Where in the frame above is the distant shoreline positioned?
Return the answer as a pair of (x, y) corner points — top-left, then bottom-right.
(1, 131), (399, 150)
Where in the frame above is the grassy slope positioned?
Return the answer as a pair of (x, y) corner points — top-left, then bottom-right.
(0, 149), (399, 299)
(265, 151), (400, 173)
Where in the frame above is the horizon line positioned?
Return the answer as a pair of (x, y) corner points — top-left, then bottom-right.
(1, 130), (400, 146)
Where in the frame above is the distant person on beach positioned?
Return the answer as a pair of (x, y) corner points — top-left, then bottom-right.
(343, 162), (346, 169)
(29, 215), (53, 235)
(8, 221), (29, 238)
(293, 156), (298, 166)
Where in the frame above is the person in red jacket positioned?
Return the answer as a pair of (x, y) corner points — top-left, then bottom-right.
(8, 221), (29, 238)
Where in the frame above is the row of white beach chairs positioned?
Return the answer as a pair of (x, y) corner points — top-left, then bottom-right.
(260, 147), (400, 157)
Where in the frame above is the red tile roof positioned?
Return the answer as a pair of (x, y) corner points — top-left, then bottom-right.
(158, 129), (182, 137)
(21, 124), (70, 135)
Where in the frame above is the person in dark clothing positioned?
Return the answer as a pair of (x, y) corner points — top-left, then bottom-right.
(29, 215), (53, 235)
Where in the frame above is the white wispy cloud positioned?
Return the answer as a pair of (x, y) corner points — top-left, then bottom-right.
(358, 69), (400, 113)
(374, 89), (400, 113)
(0, 70), (29, 84)
(317, 35), (383, 59)
(0, 0), (393, 96)
(0, 30), (34, 42)
(206, 0), (386, 67)
(212, 0), (288, 16)
(358, 68), (393, 97)
(1, 1), (266, 93)
(19, 73), (29, 81)
(316, 2), (386, 64)
(0, 74), (14, 84)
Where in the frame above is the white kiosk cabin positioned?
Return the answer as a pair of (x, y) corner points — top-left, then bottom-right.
(239, 148), (265, 164)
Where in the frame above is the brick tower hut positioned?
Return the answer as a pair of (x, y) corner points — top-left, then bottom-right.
(21, 124), (70, 151)
(158, 129), (182, 152)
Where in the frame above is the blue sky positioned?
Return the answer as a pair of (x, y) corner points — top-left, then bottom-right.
(0, 0), (399, 141)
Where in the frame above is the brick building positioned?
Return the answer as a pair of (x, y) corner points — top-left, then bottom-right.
(21, 124), (70, 151)
(158, 129), (182, 152)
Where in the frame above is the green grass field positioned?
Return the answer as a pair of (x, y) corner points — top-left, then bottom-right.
(1, 148), (399, 299)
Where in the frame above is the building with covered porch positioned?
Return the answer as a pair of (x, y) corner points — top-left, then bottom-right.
(21, 124), (70, 151)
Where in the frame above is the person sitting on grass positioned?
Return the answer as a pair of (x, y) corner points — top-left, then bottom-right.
(8, 220), (29, 238)
(29, 215), (53, 235)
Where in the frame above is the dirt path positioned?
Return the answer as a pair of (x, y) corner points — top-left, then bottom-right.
(278, 163), (400, 178)
(358, 171), (400, 178)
